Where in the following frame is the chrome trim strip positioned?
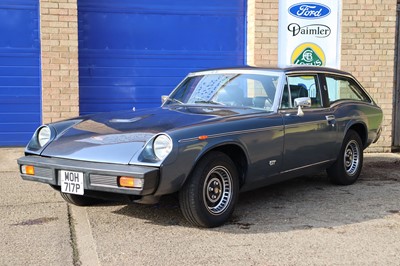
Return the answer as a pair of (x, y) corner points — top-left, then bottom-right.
(329, 100), (375, 108)
(188, 69), (282, 76)
(284, 120), (327, 128)
(89, 183), (142, 191)
(178, 125), (284, 143)
(90, 183), (117, 189)
(281, 159), (333, 174)
(285, 70), (349, 76)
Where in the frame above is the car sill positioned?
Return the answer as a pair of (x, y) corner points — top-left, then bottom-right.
(280, 159), (334, 174)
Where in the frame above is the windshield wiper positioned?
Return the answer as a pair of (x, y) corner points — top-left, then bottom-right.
(166, 98), (184, 104)
(194, 100), (224, 105)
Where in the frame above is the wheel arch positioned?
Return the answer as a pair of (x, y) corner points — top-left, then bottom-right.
(346, 122), (368, 149)
(212, 144), (248, 187)
(188, 142), (249, 188)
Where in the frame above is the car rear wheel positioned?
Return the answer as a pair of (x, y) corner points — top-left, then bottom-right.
(60, 192), (102, 206)
(179, 151), (239, 228)
(327, 129), (363, 185)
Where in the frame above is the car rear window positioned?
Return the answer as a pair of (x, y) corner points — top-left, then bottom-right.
(326, 76), (371, 104)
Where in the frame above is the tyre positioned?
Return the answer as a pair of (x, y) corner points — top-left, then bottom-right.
(327, 129), (363, 185)
(60, 192), (102, 206)
(179, 151), (239, 228)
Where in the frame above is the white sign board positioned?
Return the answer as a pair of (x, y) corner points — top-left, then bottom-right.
(278, 1), (342, 68)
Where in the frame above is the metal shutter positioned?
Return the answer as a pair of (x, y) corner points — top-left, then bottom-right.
(78, 0), (246, 114)
(0, 0), (41, 146)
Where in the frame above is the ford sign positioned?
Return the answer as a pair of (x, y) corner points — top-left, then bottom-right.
(288, 3), (331, 19)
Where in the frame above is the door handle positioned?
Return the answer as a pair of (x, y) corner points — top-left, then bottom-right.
(325, 115), (336, 126)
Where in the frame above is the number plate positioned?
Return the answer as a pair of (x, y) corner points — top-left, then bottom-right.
(60, 170), (84, 195)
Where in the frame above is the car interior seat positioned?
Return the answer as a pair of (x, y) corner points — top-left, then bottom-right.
(290, 85), (308, 104)
(281, 85), (308, 108)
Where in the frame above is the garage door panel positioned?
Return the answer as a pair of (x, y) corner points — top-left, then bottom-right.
(79, 0), (245, 114)
(0, 66), (39, 77)
(0, 133), (35, 145)
(86, 0), (243, 11)
(0, 77), (39, 86)
(0, 54), (40, 67)
(80, 53), (243, 67)
(0, 8), (39, 49)
(0, 101), (40, 113)
(0, 0), (40, 146)
(0, 123), (38, 133)
(0, 86), (40, 96)
(80, 85), (174, 100)
(80, 67), (201, 78)
(0, 112), (40, 123)
(80, 76), (181, 86)
(81, 13), (243, 52)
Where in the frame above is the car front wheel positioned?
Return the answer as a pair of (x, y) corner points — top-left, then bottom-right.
(179, 151), (239, 228)
(327, 129), (363, 185)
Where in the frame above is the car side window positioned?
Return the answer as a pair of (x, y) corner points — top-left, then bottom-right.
(326, 76), (371, 104)
(280, 75), (322, 109)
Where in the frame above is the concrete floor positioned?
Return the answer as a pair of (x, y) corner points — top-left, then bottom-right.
(2, 148), (400, 265)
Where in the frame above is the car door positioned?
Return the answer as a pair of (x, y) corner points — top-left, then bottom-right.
(280, 73), (337, 173)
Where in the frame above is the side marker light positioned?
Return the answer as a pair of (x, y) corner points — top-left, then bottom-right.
(198, 135), (208, 140)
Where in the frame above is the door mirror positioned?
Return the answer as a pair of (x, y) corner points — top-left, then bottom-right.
(294, 97), (311, 108)
(294, 97), (311, 117)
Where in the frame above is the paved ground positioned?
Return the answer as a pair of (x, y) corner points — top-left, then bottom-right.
(1, 148), (400, 265)
(1, 148), (73, 266)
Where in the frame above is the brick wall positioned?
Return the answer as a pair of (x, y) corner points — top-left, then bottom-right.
(40, 0), (79, 124)
(249, 0), (279, 67)
(249, 0), (397, 152)
(341, 1), (397, 152)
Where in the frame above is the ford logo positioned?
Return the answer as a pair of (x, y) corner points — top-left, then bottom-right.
(288, 3), (331, 19)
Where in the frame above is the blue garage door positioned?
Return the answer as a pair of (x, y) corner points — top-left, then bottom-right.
(78, 0), (246, 114)
(0, 0), (41, 146)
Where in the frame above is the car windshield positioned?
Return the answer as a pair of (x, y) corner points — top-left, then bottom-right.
(164, 73), (281, 111)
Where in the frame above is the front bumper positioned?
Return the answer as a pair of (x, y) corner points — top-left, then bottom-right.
(17, 156), (159, 196)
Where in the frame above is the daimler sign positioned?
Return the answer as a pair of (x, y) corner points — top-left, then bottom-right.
(287, 23), (331, 38)
(288, 3), (331, 19)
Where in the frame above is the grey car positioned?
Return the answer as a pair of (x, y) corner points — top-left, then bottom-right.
(18, 66), (383, 227)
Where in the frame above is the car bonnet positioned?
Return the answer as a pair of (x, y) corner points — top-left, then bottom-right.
(40, 106), (256, 164)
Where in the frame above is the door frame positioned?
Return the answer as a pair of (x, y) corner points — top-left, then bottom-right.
(394, 2), (400, 149)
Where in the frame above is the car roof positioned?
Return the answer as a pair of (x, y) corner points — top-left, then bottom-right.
(191, 65), (351, 77)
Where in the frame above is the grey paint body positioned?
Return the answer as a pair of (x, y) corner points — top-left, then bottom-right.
(17, 67), (383, 201)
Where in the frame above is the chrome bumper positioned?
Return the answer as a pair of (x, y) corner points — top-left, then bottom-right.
(17, 156), (159, 196)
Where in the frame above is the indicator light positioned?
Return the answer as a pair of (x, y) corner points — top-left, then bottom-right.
(22, 165), (35, 175)
(118, 176), (144, 189)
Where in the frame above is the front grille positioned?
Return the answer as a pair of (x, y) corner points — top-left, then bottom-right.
(34, 167), (53, 181)
(90, 174), (118, 188)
